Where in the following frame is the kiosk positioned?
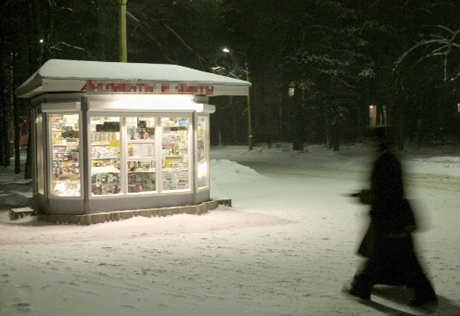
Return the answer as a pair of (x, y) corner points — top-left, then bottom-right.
(16, 59), (250, 216)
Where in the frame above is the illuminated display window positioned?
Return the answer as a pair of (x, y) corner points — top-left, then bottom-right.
(49, 114), (204, 198)
(197, 116), (209, 188)
(161, 117), (190, 191)
(90, 117), (121, 196)
(126, 117), (156, 193)
(50, 114), (80, 196)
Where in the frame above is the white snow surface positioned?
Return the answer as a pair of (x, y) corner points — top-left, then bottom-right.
(1, 144), (460, 315)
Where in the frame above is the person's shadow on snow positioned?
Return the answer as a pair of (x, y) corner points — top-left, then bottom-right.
(360, 286), (460, 315)
(434, 296), (460, 315)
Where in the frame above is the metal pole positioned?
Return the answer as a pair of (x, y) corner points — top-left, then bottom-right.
(81, 97), (90, 214)
(119, 0), (128, 62)
(246, 64), (253, 151)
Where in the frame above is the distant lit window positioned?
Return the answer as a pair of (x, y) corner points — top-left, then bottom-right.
(369, 105), (377, 127)
(288, 82), (295, 97)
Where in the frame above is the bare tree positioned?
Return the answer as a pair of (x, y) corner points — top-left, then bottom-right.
(395, 25), (460, 82)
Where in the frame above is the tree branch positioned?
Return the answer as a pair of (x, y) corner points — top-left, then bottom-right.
(163, 23), (194, 52)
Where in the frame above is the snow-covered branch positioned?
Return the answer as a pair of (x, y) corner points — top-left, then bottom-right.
(394, 25), (460, 81)
(50, 42), (91, 55)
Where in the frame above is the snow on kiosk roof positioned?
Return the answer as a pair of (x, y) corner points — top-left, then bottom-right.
(16, 59), (251, 98)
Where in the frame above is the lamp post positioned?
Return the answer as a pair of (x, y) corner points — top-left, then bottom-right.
(222, 48), (252, 151)
(119, 0), (128, 62)
(246, 63), (253, 151)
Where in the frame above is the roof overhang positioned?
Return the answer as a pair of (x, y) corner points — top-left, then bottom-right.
(16, 59), (251, 99)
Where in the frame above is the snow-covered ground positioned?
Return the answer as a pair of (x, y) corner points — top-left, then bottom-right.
(1, 143), (460, 315)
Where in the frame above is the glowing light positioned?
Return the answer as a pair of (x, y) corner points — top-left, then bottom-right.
(89, 95), (207, 112)
(223, 48), (230, 53)
(198, 163), (207, 177)
(116, 99), (203, 112)
(288, 82), (295, 97)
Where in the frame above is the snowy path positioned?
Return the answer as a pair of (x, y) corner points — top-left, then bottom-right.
(1, 145), (460, 315)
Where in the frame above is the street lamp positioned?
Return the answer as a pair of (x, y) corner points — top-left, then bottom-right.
(222, 48), (253, 151)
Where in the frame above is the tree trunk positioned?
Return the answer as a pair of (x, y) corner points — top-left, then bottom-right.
(12, 51), (21, 174)
(24, 126), (32, 179)
(292, 87), (304, 151)
(392, 102), (404, 151)
(42, 0), (56, 63)
(331, 122), (340, 151)
(0, 48), (8, 166)
(230, 96), (238, 144)
(377, 104), (383, 126)
(29, 0), (41, 70)
(97, 0), (107, 61)
(325, 115), (331, 148)
(397, 105), (404, 151)
(24, 0), (41, 179)
(0, 49), (5, 166)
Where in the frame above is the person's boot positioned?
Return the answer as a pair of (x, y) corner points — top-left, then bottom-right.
(408, 292), (438, 307)
(342, 283), (371, 300)
(348, 288), (371, 300)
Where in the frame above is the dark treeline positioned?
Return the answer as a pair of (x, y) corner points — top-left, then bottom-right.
(1, 0), (460, 174)
(215, 0), (460, 151)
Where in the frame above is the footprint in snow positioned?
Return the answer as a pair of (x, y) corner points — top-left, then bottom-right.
(11, 303), (32, 312)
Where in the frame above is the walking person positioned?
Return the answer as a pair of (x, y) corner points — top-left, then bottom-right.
(345, 126), (437, 307)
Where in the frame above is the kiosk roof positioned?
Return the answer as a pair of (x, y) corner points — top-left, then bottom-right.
(17, 59), (251, 98)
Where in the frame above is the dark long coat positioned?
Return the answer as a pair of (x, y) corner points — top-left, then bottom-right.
(357, 149), (417, 286)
